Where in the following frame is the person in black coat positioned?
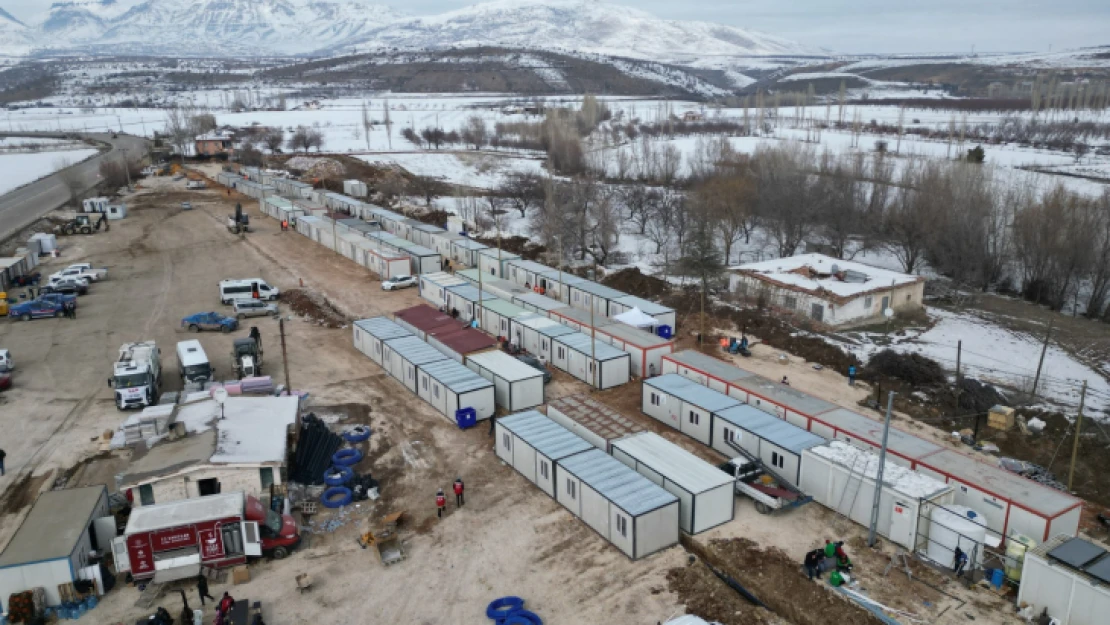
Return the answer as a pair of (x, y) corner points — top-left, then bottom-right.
(803, 549), (823, 580)
(197, 575), (215, 606)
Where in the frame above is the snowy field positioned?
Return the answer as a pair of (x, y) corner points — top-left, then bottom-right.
(838, 307), (1110, 418)
(358, 151), (545, 189)
(0, 148), (99, 195)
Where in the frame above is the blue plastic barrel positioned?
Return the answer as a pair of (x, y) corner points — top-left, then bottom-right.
(456, 407), (477, 429)
(991, 568), (1004, 588)
(657, 325), (673, 339)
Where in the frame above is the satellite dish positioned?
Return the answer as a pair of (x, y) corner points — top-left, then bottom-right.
(213, 387), (229, 406)
(883, 308), (894, 319)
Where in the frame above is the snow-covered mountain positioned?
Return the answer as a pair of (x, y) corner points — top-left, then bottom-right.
(0, 6), (35, 56)
(337, 0), (822, 61)
(0, 0), (819, 60)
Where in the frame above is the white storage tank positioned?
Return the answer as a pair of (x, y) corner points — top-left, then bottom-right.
(926, 505), (989, 568)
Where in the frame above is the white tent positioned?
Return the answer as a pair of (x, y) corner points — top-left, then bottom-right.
(613, 307), (657, 329)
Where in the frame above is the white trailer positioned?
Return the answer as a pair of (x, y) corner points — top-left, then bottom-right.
(382, 336), (449, 393)
(556, 449), (680, 560)
(419, 272), (468, 309)
(799, 442), (954, 551)
(352, 317), (412, 367)
(551, 332), (631, 389)
(416, 359), (495, 422)
(1017, 535), (1110, 625)
(610, 432), (735, 535)
(642, 374), (740, 447)
(466, 350), (545, 411)
(494, 410), (593, 498)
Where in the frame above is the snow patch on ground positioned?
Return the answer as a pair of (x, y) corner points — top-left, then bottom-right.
(0, 148), (98, 195)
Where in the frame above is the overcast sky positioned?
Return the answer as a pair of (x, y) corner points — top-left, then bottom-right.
(3, 0), (1107, 54)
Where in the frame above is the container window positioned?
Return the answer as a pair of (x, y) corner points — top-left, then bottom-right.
(259, 467), (274, 489)
(650, 392), (661, 406)
(566, 479), (576, 499)
(617, 515), (627, 537)
(540, 462), (549, 479)
(689, 411), (699, 425)
(502, 433), (510, 450)
(139, 484), (155, 506)
(772, 452), (785, 469)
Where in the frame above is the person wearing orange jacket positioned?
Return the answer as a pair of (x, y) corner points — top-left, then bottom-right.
(453, 478), (465, 507)
(436, 488), (446, 518)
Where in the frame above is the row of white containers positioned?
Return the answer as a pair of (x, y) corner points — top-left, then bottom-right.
(352, 318), (495, 422)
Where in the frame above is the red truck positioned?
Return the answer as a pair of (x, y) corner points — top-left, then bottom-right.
(113, 492), (299, 582)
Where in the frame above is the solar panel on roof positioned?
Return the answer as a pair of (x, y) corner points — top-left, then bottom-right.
(1047, 537), (1107, 570)
(1086, 554), (1110, 584)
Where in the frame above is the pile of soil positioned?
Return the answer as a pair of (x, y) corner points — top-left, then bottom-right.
(285, 156), (346, 179)
(601, 267), (671, 300)
(473, 235), (547, 261)
(682, 537), (884, 625)
(283, 288), (349, 328)
(957, 378), (1007, 412)
(863, 350), (946, 386)
(666, 558), (783, 625)
(408, 209), (451, 228)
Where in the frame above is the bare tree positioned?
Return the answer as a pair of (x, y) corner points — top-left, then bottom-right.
(461, 115), (488, 150)
(383, 99), (392, 150)
(287, 126), (311, 152)
(421, 127), (446, 149)
(262, 129), (284, 152)
(306, 128), (325, 152)
(752, 144), (819, 257)
(361, 100), (373, 150)
(500, 171), (544, 217)
(163, 105), (194, 161)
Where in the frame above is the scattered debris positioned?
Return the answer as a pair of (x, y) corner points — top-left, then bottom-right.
(283, 288), (349, 328)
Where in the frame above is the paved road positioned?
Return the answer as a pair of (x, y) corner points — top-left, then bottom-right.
(0, 132), (150, 243)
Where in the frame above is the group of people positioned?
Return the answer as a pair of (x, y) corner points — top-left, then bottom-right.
(802, 540), (854, 585)
(193, 577), (254, 625)
(436, 477), (466, 517)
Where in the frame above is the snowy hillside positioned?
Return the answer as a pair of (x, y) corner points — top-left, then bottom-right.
(0, 0), (817, 60)
(337, 0), (821, 62)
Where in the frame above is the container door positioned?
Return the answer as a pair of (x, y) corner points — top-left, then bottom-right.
(112, 536), (131, 573)
(241, 521), (262, 557)
(889, 500), (913, 549)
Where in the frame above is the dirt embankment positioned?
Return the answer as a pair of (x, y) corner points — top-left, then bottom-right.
(602, 267), (672, 300)
(667, 558), (784, 625)
(284, 288), (350, 328)
(679, 537), (885, 625)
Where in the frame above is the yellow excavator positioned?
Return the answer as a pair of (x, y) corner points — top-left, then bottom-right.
(356, 511), (406, 566)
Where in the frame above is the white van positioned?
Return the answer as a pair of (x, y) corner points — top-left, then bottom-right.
(218, 279), (280, 304)
(176, 339), (211, 383)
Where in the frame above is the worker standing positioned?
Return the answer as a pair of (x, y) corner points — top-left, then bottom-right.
(848, 364), (857, 386)
(196, 575), (215, 606)
(803, 549), (822, 581)
(453, 478), (465, 508)
(781, 376), (790, 386)
(218, 592), (235, 617)
(436, 488), (446, 518)
(0, 447), (6, 476)
(953, 546), (968, 577)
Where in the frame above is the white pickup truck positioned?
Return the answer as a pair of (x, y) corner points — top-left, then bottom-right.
(718, 456), (811, 515)
(50, 264), (107, 283)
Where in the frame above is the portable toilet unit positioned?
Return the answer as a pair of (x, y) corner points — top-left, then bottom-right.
(416, 359), (495, 422)
(551, 332), (631, 389)
(381, 336), (449, 393)
(466, 351), (545, 411)
(444, 285), (497, 324)
(555, 449), (680, 560)
(494, 410), (593, 498)
(478, 248), (521, 279)
(799, 442), (954, 551)
(546, 394), (644, 454)
(419, 272), (468, 309)
(610, 295), (676, 329)
(610, 432), (735, 534)
(642, 374), (740, 447)
(711, 404), (825, 488)
(352, 317), (412, 367)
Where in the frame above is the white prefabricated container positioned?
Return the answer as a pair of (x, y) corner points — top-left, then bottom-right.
(512, 314), (575, 362)
(512, 291), (568, 317)
(1017, 535), (1110, 625)
(610, 295), (676, 329)
(799, 442), (954, 551)
(419, 272), (468, 309)
(546, 394), (644, 454)
(343, 179), (368, 198)
(480, 298), (531, 340)
(642, 374), (740, 448)
(505, 259), (553, 290)
(432, 231), (464, 259)
(357, 239), (411, 280)
(712, 404), (825, 488)
(537, 269), (586, 304)
(567, 280), (626, 318)
(456, 270), (529, 302)
(412, 224), (446, 249)
(478, 248), (521, 279)
(466, 351), (545, 411)
(382, 336), (449, 393)
(556, 449), (680, 560)
(495, 410), (593, 498)
(451, 238), (489, 267)
(551, 332), (631, 389)
(610, 432), (735, 534)
(416, 359), (495, 422)
(444, 285), (497, 324)
(295, 215), (336, 251)
(352, 318), (412, 367)
(549, 306), (674, 378)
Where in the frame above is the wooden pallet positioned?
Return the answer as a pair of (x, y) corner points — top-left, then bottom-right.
(57, 582), (90, 605)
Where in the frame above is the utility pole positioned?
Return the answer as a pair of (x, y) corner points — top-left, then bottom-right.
(868, 391), (896, 548)
(1067, 381), (1087, 492)
(1030, 320), (1053, 403)
(954, 340), (962, 409)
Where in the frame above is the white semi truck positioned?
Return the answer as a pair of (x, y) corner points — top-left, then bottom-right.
(110, 341), (162, 410)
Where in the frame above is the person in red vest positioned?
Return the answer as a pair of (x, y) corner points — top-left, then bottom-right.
(281, 219), (288, 231)
(436, 488), (446, 518)
(453, 478), (465, 508)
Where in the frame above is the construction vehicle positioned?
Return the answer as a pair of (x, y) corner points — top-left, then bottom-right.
(110, 341), (162, 410)
(55, 213), (109, 236)
(227, 202), (251, 234)
(231, 328), (264, 378)
(356, 511), (406, 566)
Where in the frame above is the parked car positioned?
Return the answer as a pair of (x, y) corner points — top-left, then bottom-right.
(52, 266), (104, 282)
(9, 299), (65, 321)
(381, 275), (416, 291)
(515, 354), (552, 384)
(47, 274), (89, 289)
(41, 281), (86, 297)
(181, 202), (193, 211)
(0, 349), (11, 372)
(181, 312), (238, 333)
(232, 299), (278, 319)
(38, 292), (78, 309)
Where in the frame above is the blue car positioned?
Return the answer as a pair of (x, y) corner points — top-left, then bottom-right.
(182, 311), (239, 333)
(9, 299), (65, 321)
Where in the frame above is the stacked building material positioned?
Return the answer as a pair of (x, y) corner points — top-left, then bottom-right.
(240, 376), (275, 395)
(291, 413), (345, 485)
